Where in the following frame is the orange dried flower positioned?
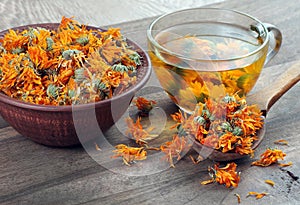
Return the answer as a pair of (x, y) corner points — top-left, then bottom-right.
(252, 148), (286, 167)
(216, 132), (238, 153)
(112, 144), (147, 166)
(100, 37), (123, 64)
(203, 162), (240, 188)
(134, 96), (156, 116)
(214, 162), (240, 188)
(171, 94), (263, 156)
(234, 136), (257, 157)
(247, 191), (268, 199)
(170, 111), (190, 130)
(0, 16), (142, 105)
(170, 111), (184, 124)
(125, 117), (155, 145)
(160, 135), (191, 168)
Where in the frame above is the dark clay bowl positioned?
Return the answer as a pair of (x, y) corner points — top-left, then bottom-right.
(0, 23), (151, 147)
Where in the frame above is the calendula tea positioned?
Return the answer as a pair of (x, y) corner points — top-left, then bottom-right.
(149, 22), (267, 112)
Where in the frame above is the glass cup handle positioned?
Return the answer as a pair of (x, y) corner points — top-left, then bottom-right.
(264, 23), (282, 64)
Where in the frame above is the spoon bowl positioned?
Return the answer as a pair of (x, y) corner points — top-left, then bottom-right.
(192, 120), (265, 161)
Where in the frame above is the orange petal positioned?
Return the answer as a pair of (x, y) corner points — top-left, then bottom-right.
(265, 179), (275, 187)
(201, 179), (214, 185)
(274, 139), (288, 145)
(278, 162), (293, 167)
(234, 193), (241, 204)
(95, 143), (101, 151)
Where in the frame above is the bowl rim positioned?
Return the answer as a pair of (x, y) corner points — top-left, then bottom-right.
(0, 23), (152, 112)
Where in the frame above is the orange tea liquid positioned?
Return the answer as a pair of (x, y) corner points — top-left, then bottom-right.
(150, 23), (267, 112)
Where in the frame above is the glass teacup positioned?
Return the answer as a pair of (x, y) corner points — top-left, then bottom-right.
(147, 8), (282, 113)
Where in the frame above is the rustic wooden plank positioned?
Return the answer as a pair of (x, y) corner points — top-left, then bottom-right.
(0, 0), (300, 204)
(0, 0), (224, 30)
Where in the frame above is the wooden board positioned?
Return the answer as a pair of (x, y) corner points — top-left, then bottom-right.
(0, 0), (300, 204)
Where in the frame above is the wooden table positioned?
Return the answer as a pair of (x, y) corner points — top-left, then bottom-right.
(1, 0), (300, 204)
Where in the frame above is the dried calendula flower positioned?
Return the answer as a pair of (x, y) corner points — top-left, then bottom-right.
(172, 94), (263, 157)
(112, 144), (147, 166)
(170, 110), (186, 128)
(247, 191), (268, 199)
(252, 148), (286, 167)
(133, 96), (156, 116)
(160, 135), (191, 168)
(125, 117), (156, 145)
(202, 162), (240, 188)
(170, 111), (184, 124)
(0, 16), (142, 105)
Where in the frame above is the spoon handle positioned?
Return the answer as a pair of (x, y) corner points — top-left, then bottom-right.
(247, 60), (300, 115)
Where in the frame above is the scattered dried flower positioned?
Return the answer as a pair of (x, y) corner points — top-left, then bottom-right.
(170, 111), (185, 129)
(171, 94), (263, 156)
(125, 117), (156, 145)
(134, 97), (156, 116)
(160, 135), (191, 168)
(203, 162), (240, 188)
(247, 191), (268, 199)
(112, 144), (147, 166)
(252, 148), (286, 167)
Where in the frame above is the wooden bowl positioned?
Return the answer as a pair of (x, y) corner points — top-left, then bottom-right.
(0, 23), (151, 147)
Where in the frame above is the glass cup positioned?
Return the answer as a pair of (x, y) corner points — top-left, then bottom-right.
(147, 8), (282, 113)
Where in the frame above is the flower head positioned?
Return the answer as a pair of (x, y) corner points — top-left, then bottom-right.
(252, 148), (286, 167)
(125, 117), (155, 145)
(202, 162), (240, 188)
(160, 135), (191, 168)
(134, 97), (156, 116)
(112, 144), (147, 166)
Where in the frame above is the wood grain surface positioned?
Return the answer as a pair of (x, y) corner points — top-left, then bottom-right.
(0, 0), (224, 29)
(1, 0), (300, 205)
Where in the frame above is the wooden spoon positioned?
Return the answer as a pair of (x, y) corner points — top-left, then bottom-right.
(192, 61), (300, 161)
